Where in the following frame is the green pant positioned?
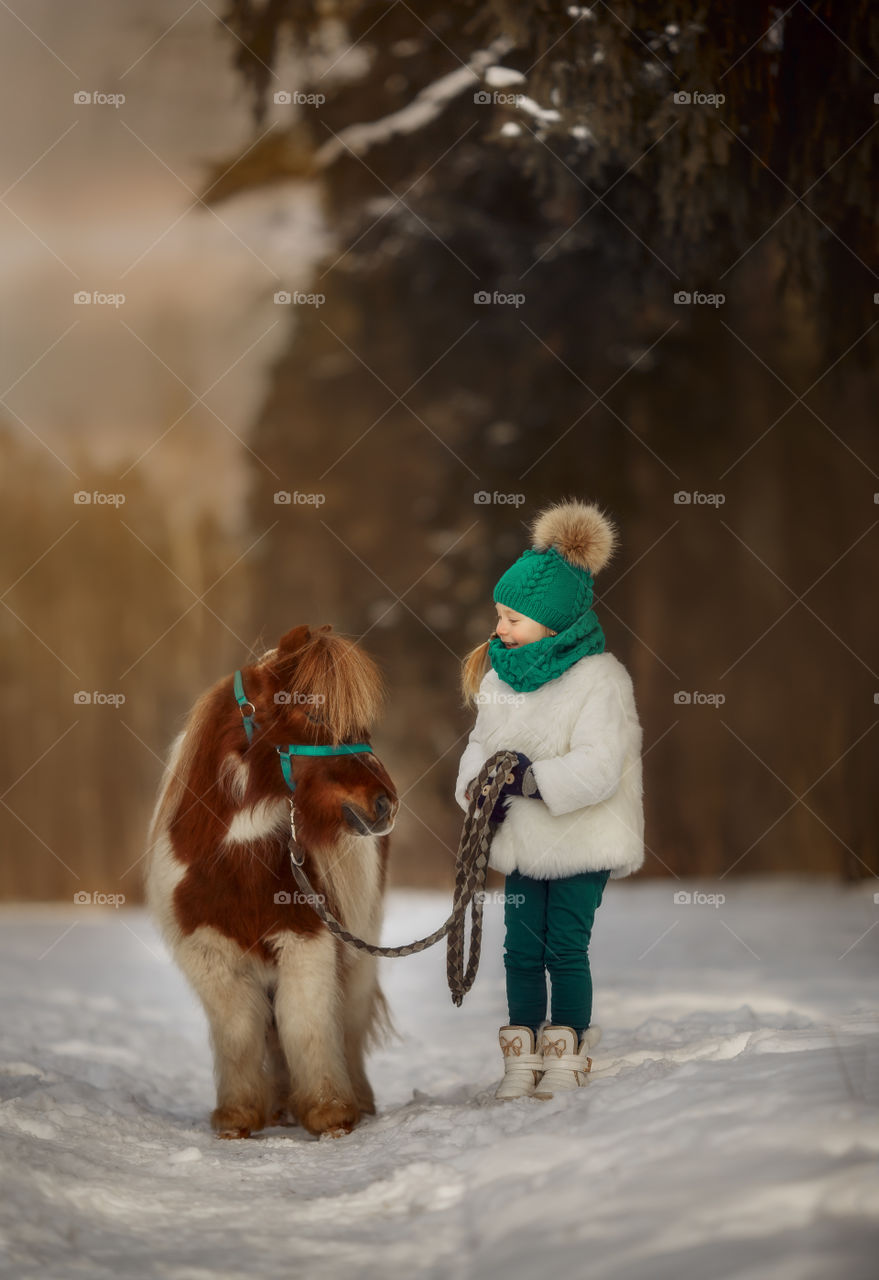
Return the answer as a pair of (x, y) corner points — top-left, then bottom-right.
(503, 867), (611, 1037)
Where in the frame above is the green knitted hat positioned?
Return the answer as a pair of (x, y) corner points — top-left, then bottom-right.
(493, 499), (618, 631)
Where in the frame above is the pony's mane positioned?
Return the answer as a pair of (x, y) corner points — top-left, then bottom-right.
(148, 682), (225, 844)
(271, 629), (386, 744)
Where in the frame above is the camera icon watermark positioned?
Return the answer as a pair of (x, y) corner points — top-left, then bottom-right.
(673, 291), (725, 308)
(475, 689), (525, 707)
(74, 489), (126, 506)
(474, 90), (526, 107)
(673, 690), (725, 707)
(473, 490), (525, 506)
(74, 691), (126, 707)
(74, 290), (126, 308)
(274, 290), (325, 307)
(474, 290), (526, 308)
(472, 890), (526, 906)
(673, 490), (725, 506)
(673, 90), (725, 108)
(74, 91), (125, 108)
(74, 890), (126, 907)
(273, 691), (326, 706)
(273, 90), (325, 107)
(273, 490), (326, 506)
(673, 890), (725, 907)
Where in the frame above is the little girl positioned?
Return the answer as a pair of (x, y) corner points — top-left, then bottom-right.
(455, 498), (644, 1101)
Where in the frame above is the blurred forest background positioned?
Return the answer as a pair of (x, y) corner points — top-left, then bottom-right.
(2, 0), (877, 902)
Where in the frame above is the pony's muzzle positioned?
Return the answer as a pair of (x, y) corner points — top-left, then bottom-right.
(342, 794), (396, 835)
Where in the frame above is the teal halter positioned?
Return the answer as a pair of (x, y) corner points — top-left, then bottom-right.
(232, 669), (258, 744)
(233, 668), (373, 795)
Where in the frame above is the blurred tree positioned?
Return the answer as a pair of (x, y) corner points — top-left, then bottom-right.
(202, 1), (878, 883)
(0, 427), (252, 901)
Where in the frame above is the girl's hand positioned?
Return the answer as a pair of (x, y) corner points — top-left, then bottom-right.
(498, 753), (541, 801)
(466, 754), (541, 827)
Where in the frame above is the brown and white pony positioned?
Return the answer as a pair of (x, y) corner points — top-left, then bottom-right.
(144, 624), (399, 1139)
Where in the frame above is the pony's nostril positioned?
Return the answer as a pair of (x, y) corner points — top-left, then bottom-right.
(374, 793), (391, 819)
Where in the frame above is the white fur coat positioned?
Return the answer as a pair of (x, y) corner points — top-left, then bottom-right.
(454, 652), (644, 880)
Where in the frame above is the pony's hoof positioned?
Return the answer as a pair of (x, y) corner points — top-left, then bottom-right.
(211, 1104), (265, 1139)
(299, 1096), (359, 1137)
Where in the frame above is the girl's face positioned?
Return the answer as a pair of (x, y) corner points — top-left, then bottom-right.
(494, 603), (555, 648)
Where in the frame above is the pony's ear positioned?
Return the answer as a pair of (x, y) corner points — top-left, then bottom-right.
(277, 624), (312, 655)
(276, 623), (333, 657)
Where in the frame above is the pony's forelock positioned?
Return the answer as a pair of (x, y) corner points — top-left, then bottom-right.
(272, 630), (385, 743)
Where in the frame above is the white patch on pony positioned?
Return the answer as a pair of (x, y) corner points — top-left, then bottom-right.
(173, 926), (277, 1121)
(143, 727), (190, 954)
(271, 928), (352, 1108)
(223, 798), (289, 846)
(144, 828), (187, 953)
(145, 729), (187, 839)
(219, 752), (250, 804)
(316, 831), (383, 945)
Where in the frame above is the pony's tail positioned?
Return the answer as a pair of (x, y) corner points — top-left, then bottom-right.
(460, 636), (494, 706)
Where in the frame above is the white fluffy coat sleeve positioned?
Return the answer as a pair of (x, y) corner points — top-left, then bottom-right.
(454, 723), (487, 813)
(530, 678), (629, 816)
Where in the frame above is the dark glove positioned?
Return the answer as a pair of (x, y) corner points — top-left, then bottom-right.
(467, 754), (541, 828)
(498, 753), (542, 802)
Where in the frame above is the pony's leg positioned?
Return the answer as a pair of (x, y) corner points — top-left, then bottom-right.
(272, 930), (359, 1137)
(341, 950), (380, 1115)
(265, 1011), (297, 1126)
(177, 934), (272, 1138)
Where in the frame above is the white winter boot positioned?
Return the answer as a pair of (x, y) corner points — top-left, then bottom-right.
(533, 1024), (602, 1099)
(494, 1024), (545, 1100)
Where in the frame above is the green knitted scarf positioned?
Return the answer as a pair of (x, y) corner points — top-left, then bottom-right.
(488, 608), (606, 693)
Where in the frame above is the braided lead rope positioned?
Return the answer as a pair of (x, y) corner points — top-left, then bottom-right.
(286, 749), (519, 1005)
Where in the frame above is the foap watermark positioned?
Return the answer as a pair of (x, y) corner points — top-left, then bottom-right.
(474, 90), (526, 107)
(74, 290), (125, 308)
(74, 490), (126, 506)
(673, 90), (725, 108)
(274, 890), (326, 905)
(674, 490), (725, 506)
(474, 290), (525, 308)
(74, 891), (126, 907)
(74, 90), (125, 108)
(274, 290), (325, 307)
(474, 689), (525, 707)
(274, 691), (326, 706)
(673, 291), (725, 308)
(472, 890), (526, 906)
(273, 490), (326, 506)
(674, 691), (725, 707)
(273, 90), (326, 107)
(674, 890), (725, 908)
(474, 490), (525, 506)
(74, 691), (126, 707)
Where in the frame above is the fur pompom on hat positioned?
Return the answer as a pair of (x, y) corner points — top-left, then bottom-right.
(530, 499), (618, 575)
(493, 498), (618, 633)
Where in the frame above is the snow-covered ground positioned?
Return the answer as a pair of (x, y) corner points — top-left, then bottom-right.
(1, 878), (878, 1279)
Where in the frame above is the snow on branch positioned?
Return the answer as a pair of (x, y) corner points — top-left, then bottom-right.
(314, 36), (515, 169)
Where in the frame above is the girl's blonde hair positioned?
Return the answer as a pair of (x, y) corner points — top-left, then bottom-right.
(460, 634), (495, 705)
